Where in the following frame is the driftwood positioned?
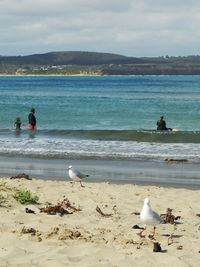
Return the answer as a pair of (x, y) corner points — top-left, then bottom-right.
(10, 173), (31, 180)
(160, 208), (181, 224)
(96, 205), (112, 217)
(40, 198), (81, 216)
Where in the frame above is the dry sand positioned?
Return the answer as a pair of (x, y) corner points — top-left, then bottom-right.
(0, 177), (199, 267)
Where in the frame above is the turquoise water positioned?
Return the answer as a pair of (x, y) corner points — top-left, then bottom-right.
(0, 75), (200, 161)
(0, 75), (200, 130)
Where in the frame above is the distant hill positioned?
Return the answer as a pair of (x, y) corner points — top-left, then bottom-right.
(1, 51), (200, 75)
(0, 51), (148, 65)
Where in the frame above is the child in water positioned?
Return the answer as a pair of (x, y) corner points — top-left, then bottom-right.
(14, 117), (22, 130)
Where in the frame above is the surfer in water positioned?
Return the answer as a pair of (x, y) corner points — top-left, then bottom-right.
(157, 116), (172, 131)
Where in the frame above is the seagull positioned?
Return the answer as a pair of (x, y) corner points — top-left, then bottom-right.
(68, 165), (89, 187)
(139, 197), (161, 239)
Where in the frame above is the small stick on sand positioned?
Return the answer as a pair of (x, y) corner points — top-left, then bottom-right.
(96, 205), (112, 217)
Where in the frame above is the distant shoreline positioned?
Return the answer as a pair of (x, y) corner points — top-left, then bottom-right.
(0, 73), (103, 77)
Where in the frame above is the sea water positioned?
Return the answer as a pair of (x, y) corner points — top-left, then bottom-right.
(0, 75), (200, 163)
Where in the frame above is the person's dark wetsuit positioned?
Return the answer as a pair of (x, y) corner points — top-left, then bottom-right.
(28, 108), (36, 129)
(157, 116), (172, 131)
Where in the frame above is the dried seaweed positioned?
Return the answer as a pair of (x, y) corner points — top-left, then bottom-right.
(160, 208), (181, 224)
(10, 173), (31, 180)
(21, 226), (36, 235)
(40, 198), (81, 216)
(164, 158), (189, 163)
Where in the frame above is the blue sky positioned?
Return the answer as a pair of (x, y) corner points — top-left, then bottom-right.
(0, 0), (199, 57)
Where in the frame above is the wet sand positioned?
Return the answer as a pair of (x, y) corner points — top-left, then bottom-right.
(0, 156), (200, 187)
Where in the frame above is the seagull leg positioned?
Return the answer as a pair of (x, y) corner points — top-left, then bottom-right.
(149, 226), (156, 240)
(138, 226), (146, 238)
(80, 181), (85, 188)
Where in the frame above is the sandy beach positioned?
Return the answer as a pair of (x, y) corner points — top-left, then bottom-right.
(0, 176), (199, 267)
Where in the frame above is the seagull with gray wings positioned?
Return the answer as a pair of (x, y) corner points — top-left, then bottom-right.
(139, 197), (161, 239)
(68, 165), (89, 187)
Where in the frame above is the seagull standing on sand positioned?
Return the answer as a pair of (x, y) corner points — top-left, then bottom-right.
(139, 198), (161, 239)
(68, 165), (89, 187)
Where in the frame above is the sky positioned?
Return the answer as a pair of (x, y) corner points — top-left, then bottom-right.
(0, 0), (199, 57)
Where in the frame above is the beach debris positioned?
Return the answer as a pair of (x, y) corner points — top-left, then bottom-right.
(58, 229), (82, 240)
(177, 245), (183, 250)
(167, 236), (174, 246)
(196, 213), (200, 217)
(162, 233), (183, 238)
(0, 193), (8, 207)
(25, 207), (35, 214)
(132, 211), (140, 215)
(160, 208), (181, 224)
(164, 158), (189, 163)
(153, 242), (162, 252)
(166, 234), (182, 246)
(39, 198), (81, 216)
(44, 227), (83, 241)
(132, 225), (144, 230)
(20, 227), (42, 242)
(124, 239), (141, 245)
(45, 227), (60, 239)
(10, 173), (32, 180)
(21, 226), (37, 236)
(162, 233), (183, 245)
(112, 205), (117, 214)
(96, 205), (112, 217)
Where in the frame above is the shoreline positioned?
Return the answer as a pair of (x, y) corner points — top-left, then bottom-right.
(0, 155), (200, 189)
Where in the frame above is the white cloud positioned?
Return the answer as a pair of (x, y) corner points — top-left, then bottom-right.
(0, 0), (200, 56)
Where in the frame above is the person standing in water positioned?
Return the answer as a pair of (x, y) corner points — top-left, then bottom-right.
(157, 116), (172, 131)
(14, 117), (22, 130)
(28, 108), (37, 130)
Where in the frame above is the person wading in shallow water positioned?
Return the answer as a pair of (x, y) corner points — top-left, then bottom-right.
(156, 116), (172, 131)
(28, 108), (37, 130)
(14, 117), (22, 130)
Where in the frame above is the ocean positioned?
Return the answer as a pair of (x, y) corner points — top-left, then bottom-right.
(0, 75), (200, 185)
